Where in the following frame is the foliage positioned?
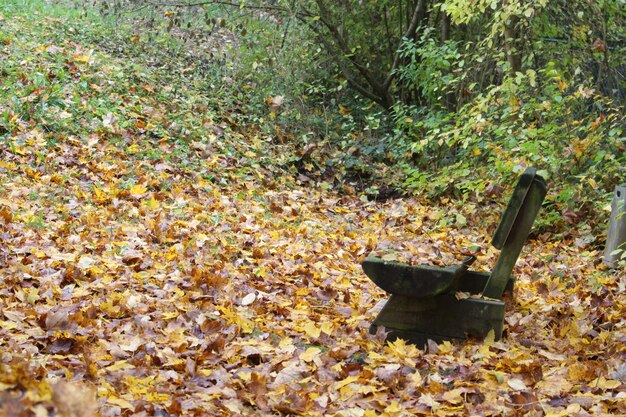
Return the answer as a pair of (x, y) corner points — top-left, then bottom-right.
(401, 63), (625, 229)
(396, 29), (462, 110)
(54, 0), (626, 234)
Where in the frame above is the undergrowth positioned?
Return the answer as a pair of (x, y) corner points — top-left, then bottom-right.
(5, 0), (626, 241)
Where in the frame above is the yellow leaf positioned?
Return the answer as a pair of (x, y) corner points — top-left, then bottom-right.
(196, 233), (209, 247)
(279, 337), (294, 349)
(216, 306), (254, 334)
(107, 396), (135, 411)
(483, 329), (495, 346)
(385, 338), (419, 365)
(303, 321), (321, 339)
(129, 184), (147, 197)
(418, 392), (440, 408)
(146, 392), (170, 402)
(161, 311), (179, 320)
(334, 376), (359, 390)
(73, 54), (91, 63)
(0, 160), (15, 170)
(237, 371), (252, 382)
(442, 388), (464, 404)
(320, 321), (334, 335)
(338, 104), (351, 115)
(545, 403), (581, 417)
(567, 363), (591, 382)
(165, 246), (179, 261)
(144, 194), (160, 209)
(105, 361), (135, 372)
(0, 382), (15, 390)
(591, 377), (622, 390)
(389, 337), (407, 352)
(437, 340), (455, 355)
(0, 320), (18, 330)
(240, 319), (254, 334)
(301, 347), (321, 362)
(26, 288), (40, 304)
(24, 380), (52, 403)
(407, 370), (423, 386)
(384, 401), (403, 413)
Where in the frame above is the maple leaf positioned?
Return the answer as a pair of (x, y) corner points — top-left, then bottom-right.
(129, 184), (148, 197)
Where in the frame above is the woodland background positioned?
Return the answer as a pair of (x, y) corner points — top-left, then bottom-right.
(78, 0), (626, 223)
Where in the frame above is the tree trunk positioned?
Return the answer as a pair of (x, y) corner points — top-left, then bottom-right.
(441, 12), (457, 110)
(504, 14), (522, 75)
(441, 11), (450, 42)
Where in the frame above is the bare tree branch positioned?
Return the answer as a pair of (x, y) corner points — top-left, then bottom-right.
(136, 0), (425, 109)
(383, 0), (427, 90)
(314, 0), (392, 107)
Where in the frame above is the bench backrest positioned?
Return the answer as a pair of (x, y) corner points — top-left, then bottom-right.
(482, 167), (547, 298)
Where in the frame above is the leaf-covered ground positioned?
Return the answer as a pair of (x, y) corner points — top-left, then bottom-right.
(1, 5), (625, 416)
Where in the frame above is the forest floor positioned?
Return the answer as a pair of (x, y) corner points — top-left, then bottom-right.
(0, 4), (624, 416)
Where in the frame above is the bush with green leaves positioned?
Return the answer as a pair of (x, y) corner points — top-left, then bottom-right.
(401, 63), (625, 230)
(396, 29), (462, 110)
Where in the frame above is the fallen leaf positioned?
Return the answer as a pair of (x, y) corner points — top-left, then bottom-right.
(52, 381), (97, 417)
(241, 292), (256, 306)
(507, 378), (527, 391)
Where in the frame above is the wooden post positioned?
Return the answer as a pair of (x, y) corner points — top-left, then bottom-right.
(604, 185), (626, 267)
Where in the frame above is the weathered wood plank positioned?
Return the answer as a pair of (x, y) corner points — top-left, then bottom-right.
(370, 294), (507, 344)
(491, 168), (537, 249)
(482, 174), (546, 298)
(362, 257), (470, 298)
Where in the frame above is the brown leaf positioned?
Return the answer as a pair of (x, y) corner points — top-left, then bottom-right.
(273, 393), (309, 415)
(592, 38), (606, 52)
(0, 392), (26, 417)
(52, 381), (97, 417)
(485, 182), (504, 198)
(0, 208), (12, 224)
(45, 307), (76, 331)
(245, 372), (269, 411)
(166, 398), (182, 415)
(270, 361), (307, 388)
(509, 391), (540, 413)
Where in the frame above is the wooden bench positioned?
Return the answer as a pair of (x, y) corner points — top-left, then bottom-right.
(363, 167), (547, 345)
